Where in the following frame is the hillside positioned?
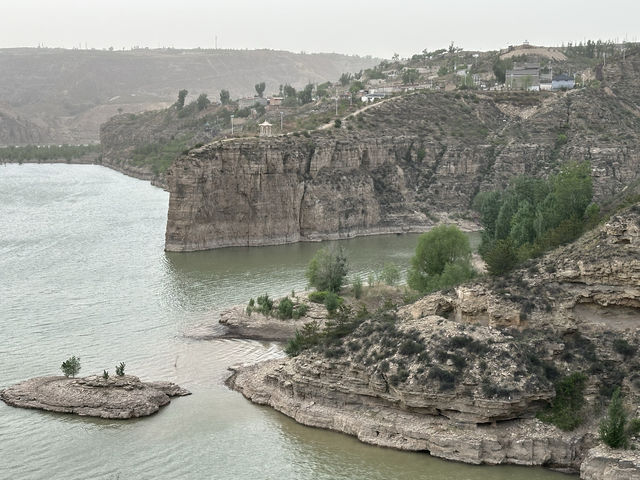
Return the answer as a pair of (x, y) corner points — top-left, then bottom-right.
(0, 48), (378, 145)
(164, 49), (640, 251)
(228, 202), (640, 477)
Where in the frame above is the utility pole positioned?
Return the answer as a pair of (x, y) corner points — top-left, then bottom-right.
(280, 111), (284, 131)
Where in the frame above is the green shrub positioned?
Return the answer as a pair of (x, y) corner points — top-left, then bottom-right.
(308, 291), (328, 303)
(277, 297), (294, 319)
(292, 303), (309, 319)
(600, 388), (628, 448)
(538, 372), (587, 431)
(380, 263), (401, 286)
(256, 294), (273, 315)
(103, 370), (109, 380)
(613, 338), (636, 359)
(399, 340), (425, 355)
(352, 276), (363, 299)
(324, 292), (341, 314)
(115, 362), (126, 376)
(285, 322), (321, 357)
(61, 356), (81, 378)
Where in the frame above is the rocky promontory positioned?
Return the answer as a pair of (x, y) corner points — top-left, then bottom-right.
(0, 375), (190, 419)
(227, 204), (640, 478)
(165, 52), (640, 251)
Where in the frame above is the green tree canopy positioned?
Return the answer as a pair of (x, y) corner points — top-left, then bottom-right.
(61, 356), (81, 378)
(219, 89), (230, 105)
(196, 93), (210, 111)
(297, 83), (314, 105)
(255, 82), (266, 97)
(474, 162), (594, 275)
(402, 68), (420, 85)
(176, 89), (188, 110)
(407, 225), (474, 293)
(306, 247), (348, 293)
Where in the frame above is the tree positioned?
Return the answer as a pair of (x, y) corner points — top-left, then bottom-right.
(283, 84), (297, 98)
(115, 362), (126, 376)
(219, 89), (230, 105)
(196, 93), (210, 111)
(380, 263), (401, 286)
(407, 225), (474, 293)
(484, 239), (519, 276)
(175, 89), (188, 110)
(255, 82), (266, 97)
(600, 388), (628, 448)
(306, 247), (348, 293)
(402, 68), (420, 85)
(297, 83), (314, 105)
(61, 356), (81, 378)
(339, 72), (352, 86)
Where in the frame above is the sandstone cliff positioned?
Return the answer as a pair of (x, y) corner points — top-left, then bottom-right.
(165, 53), (640, 251)
(228, 205), (640, 477)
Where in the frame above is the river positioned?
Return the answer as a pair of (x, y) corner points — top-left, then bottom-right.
(0, 164), (570, 480)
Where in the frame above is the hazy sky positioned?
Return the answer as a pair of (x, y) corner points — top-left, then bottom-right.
(1, 0), (638, 58)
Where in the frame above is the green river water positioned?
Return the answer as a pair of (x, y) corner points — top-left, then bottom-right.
(0, 164), (571, 479)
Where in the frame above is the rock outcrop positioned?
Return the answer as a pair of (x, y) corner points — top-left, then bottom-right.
(581, 446), (640, 480)
(165, 53), (640, 251)
(219, 298), (327, 341)
(0, 375), (190, 419)
(227, 204), (640, 478)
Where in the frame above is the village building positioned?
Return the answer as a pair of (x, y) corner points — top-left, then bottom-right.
(505, 62), (541, 90)
(552, 74), (575, 90)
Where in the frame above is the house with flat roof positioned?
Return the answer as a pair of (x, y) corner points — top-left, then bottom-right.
(552, 74), (575, 90)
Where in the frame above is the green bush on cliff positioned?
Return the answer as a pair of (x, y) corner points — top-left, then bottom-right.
(600, 388), (628, 448)
(537, 372), (587, 431)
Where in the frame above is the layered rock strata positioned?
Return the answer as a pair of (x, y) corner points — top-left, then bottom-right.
(0, 375), (190, 419)
(165, 55), (640, 251)
(228, 205), (640, 478)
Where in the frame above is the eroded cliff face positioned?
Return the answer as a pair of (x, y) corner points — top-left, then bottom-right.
(165, 54), (640, 251)
(228, 205), (640, 477)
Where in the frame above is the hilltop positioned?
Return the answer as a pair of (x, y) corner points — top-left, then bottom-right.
(0, 47), (378, 145)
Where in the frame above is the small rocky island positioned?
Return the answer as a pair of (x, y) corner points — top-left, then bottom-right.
(0, 375), (190, 419)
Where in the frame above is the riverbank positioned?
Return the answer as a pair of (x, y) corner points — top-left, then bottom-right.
(225, 205), (640, 479)
(2, 155), (166, 189)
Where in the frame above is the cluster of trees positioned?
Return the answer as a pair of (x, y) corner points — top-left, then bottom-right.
(0, 144), (100, 162)
(278, 83), (315, 107)
(474, 162), (597, 275)
(60, 356), (127, 379)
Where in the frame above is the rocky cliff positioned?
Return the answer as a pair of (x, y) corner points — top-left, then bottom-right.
(228, 204), (640, 477)
(166, 53), (640, 251)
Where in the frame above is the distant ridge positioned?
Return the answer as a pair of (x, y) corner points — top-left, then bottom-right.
(0, 48), (380, 145)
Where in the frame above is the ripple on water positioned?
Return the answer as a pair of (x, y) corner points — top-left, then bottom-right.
(0, 165), (565, 480)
